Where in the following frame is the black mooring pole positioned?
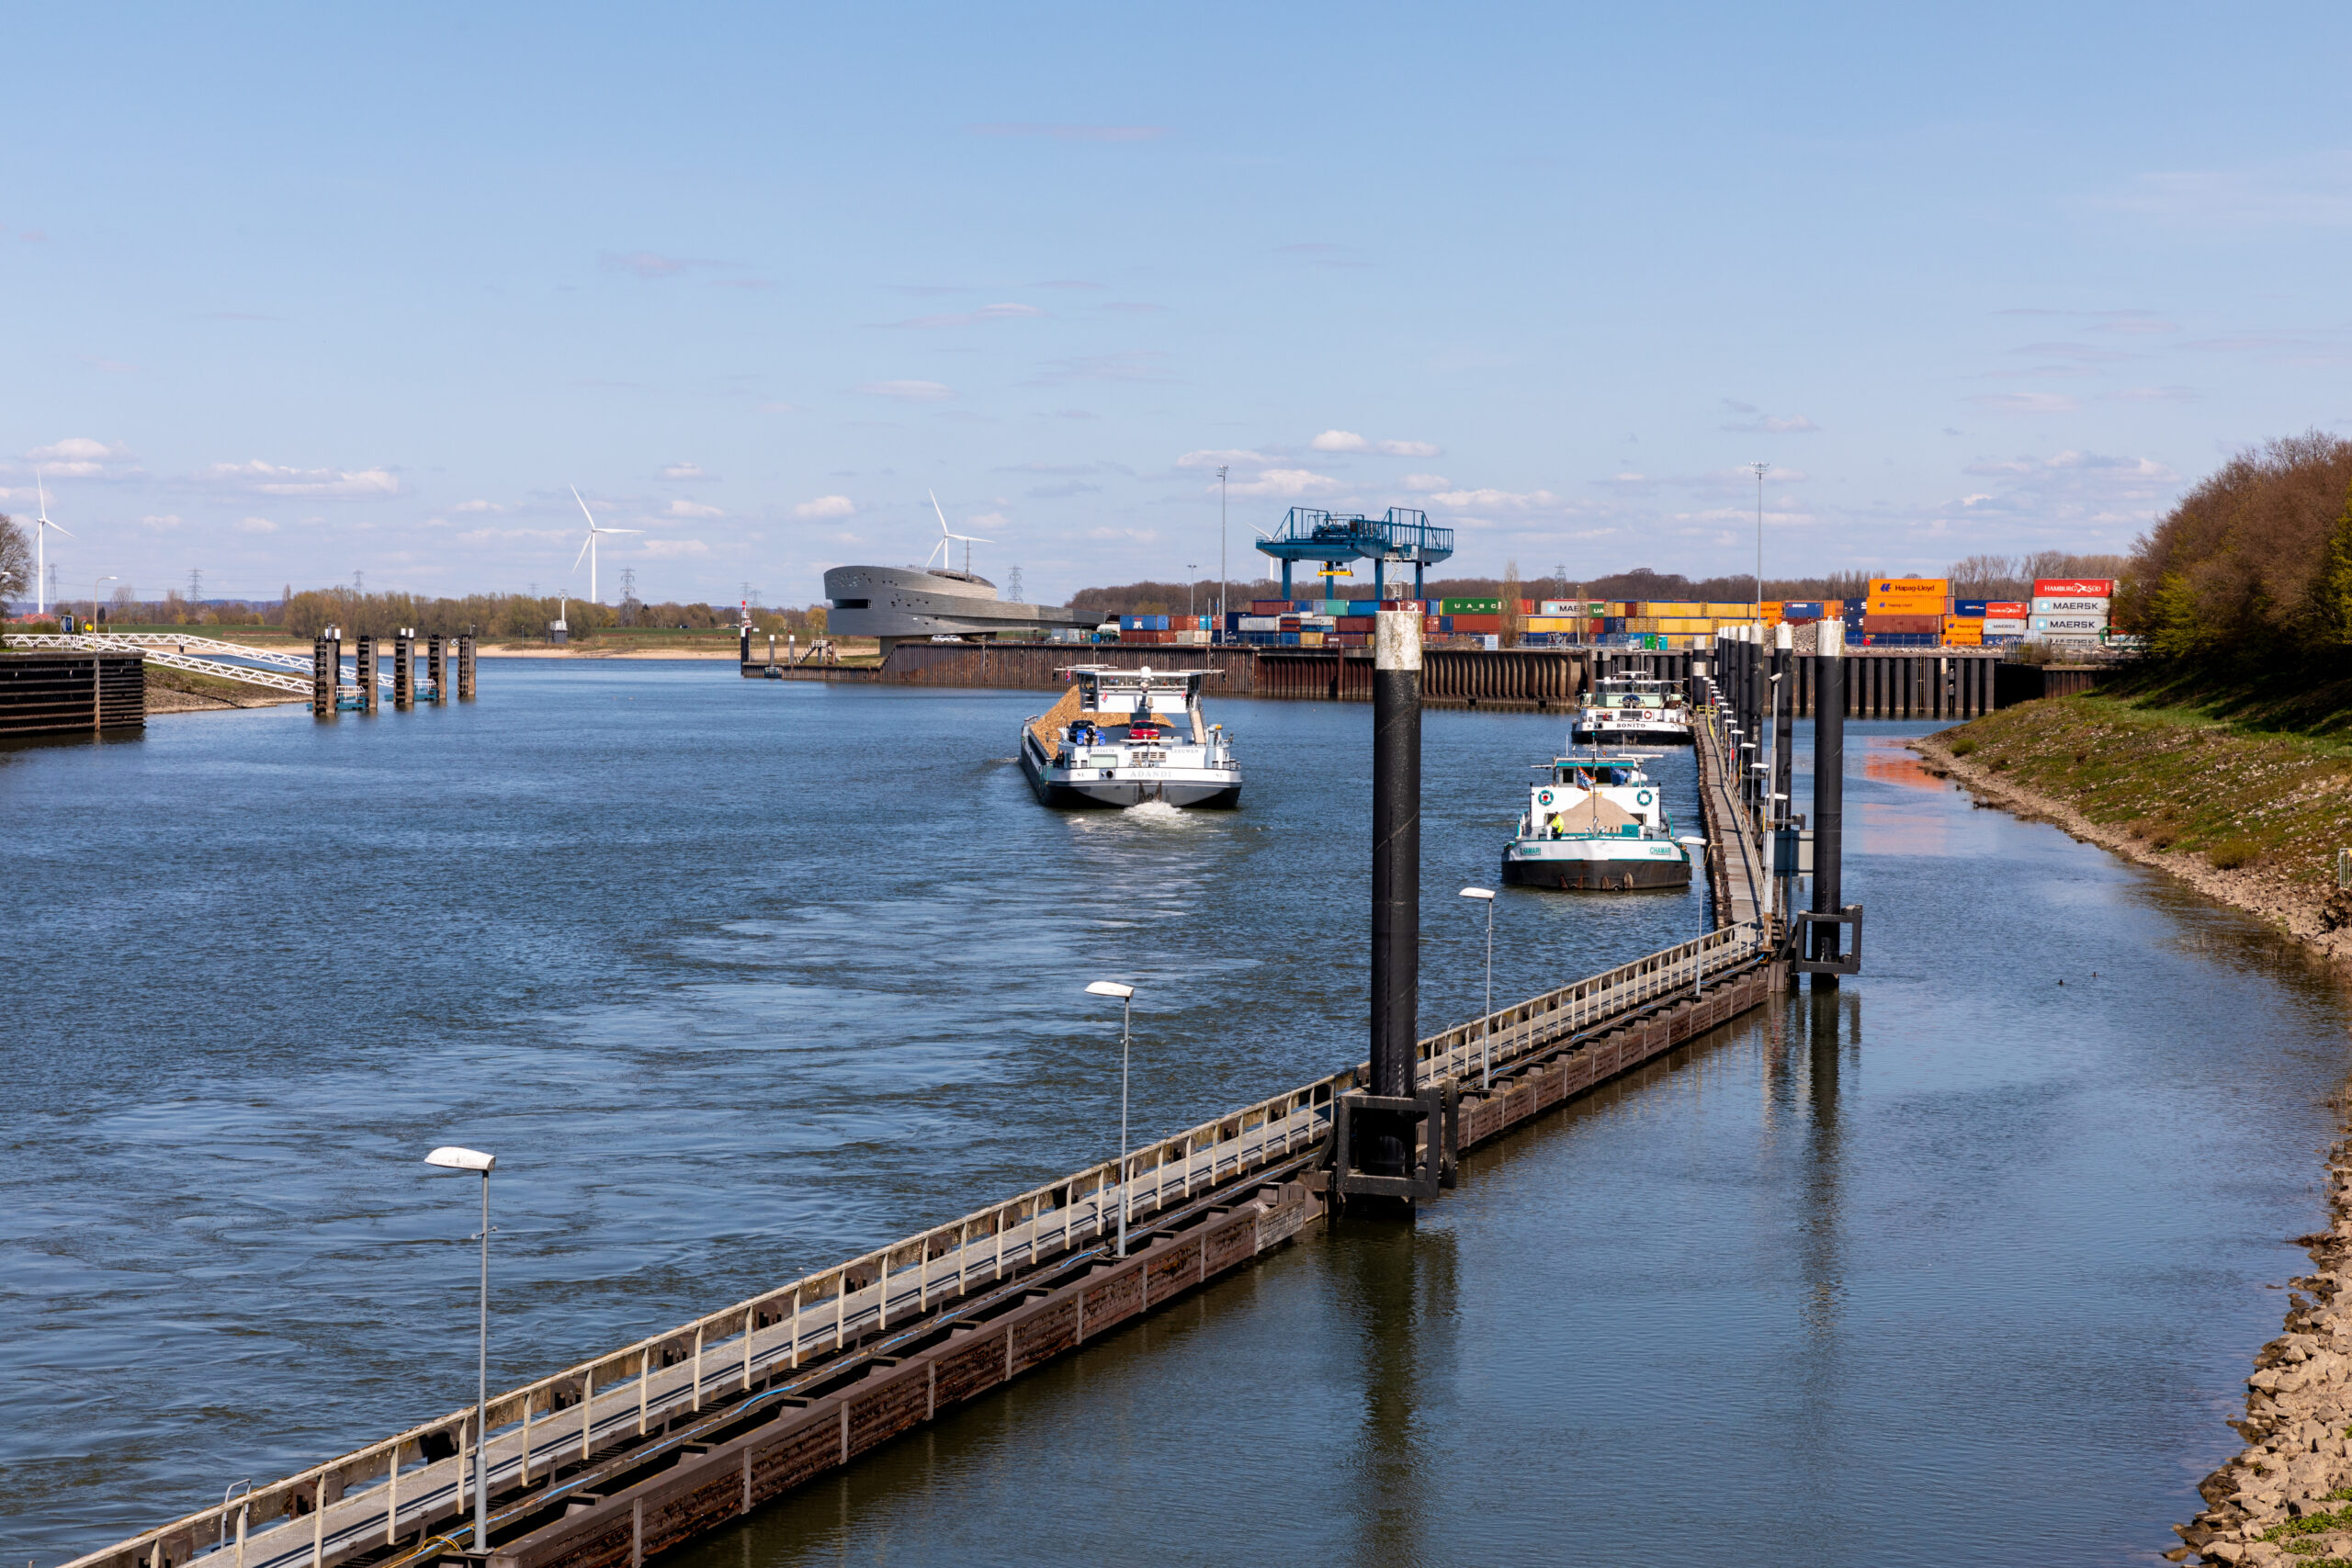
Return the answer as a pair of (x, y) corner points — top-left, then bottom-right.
(1810, 623), (1846, 987)
(1369, 609), (1422, 1177)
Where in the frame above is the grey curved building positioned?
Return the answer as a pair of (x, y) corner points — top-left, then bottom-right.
(822, 565), (1094, 653)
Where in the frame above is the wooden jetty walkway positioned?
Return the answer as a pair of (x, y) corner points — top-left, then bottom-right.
(1694, 688), (1769, 929)
(73, 930), (1783, 1568)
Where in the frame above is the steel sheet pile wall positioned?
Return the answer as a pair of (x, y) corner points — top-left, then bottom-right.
(1767, 651), (2004, 720)
(0, 651), (144, 736)
(873, 643), (1261, 694)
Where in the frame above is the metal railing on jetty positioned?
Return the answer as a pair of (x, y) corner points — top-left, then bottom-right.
(67, 919), (1769, 1568)
(8, 632), (322, 695)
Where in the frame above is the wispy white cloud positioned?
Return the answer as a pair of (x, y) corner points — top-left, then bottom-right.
(202, 459), (401, 498)
(138, 513), (183, 530)
(1177, 448), (1272, 469)
(1228, 468), (1340, 497)
(453, 498), (510, 513)
(1933, 447), (2178, 540)
(235, 516), (278, 534)
(1426, 487), (1560, 510)
(666, 499), (724, 518)
(26, 436), (137, 478)
(662, 462), (708, 480)
(643, 538), (710, 558)
(2109, 384), (2198, 402)
(1376, 438), (1440, 457)
(794, 494), (856, 520)
(854, 379), (954, 401)
(1401, 473), (1450, 491)
(1311, 430), (1368, 453)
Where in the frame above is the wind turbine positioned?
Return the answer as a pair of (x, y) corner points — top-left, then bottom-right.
(570, 487), (640, 604)
(926, 491), (990, 577)
(32, 467), (73, 615)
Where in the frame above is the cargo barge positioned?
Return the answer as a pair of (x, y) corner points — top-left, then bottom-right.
(1018, 665), (1241, 808)
(1500, 750), (1693, 891)
(1569, 675), (1692, 745)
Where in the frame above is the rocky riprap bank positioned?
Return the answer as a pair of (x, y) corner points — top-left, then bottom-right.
(2171, 1134), (2352, 1565)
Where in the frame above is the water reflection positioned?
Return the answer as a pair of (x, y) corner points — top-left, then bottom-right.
(1332, 1219), (1457, 1565)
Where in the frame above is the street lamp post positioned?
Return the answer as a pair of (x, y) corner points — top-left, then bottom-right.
(1749, 461), (1768, 631)
(1186, 565), (1198, 627)
(1084, 981), (1136, 1258)
(1458, 887), (1496, 1088)
(92, 574), (117, 629)
(1217, 466), (1228, 644)
(425, 1145), (497, 1551)
(1678, 838), (1711, 994)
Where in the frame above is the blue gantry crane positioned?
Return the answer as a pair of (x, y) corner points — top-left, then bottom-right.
(1252, 507), (1455, 601)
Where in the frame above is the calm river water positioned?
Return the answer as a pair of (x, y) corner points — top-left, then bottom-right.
(5, 660), (2347, 1565)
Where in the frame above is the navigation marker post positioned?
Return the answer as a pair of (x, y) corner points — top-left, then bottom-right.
(1331, 609), (1452, 1213)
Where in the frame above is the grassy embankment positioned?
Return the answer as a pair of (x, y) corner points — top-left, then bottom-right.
(1928, 666), (2352, 942)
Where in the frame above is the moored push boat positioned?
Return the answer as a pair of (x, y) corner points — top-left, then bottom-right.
(1019, 665), (1242, 808)
(1570, 675), (1693, 746)
(1499, 747), (1692, 890)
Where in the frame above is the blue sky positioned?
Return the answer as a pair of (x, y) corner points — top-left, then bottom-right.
(7, 2), (2349, 608)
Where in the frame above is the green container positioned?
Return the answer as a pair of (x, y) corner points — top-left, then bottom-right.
(1439, 598), (1501, 615)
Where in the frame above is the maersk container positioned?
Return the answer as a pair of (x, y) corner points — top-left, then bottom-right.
(2031, 614), (2106, 635)
(2031, 597), (2110, 617)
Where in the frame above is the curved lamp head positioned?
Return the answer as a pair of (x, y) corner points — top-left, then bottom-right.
(1458, 886), (1496, 901)
(1084, 981), (1134, 1000)
(425, 1146), (495, 1172)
